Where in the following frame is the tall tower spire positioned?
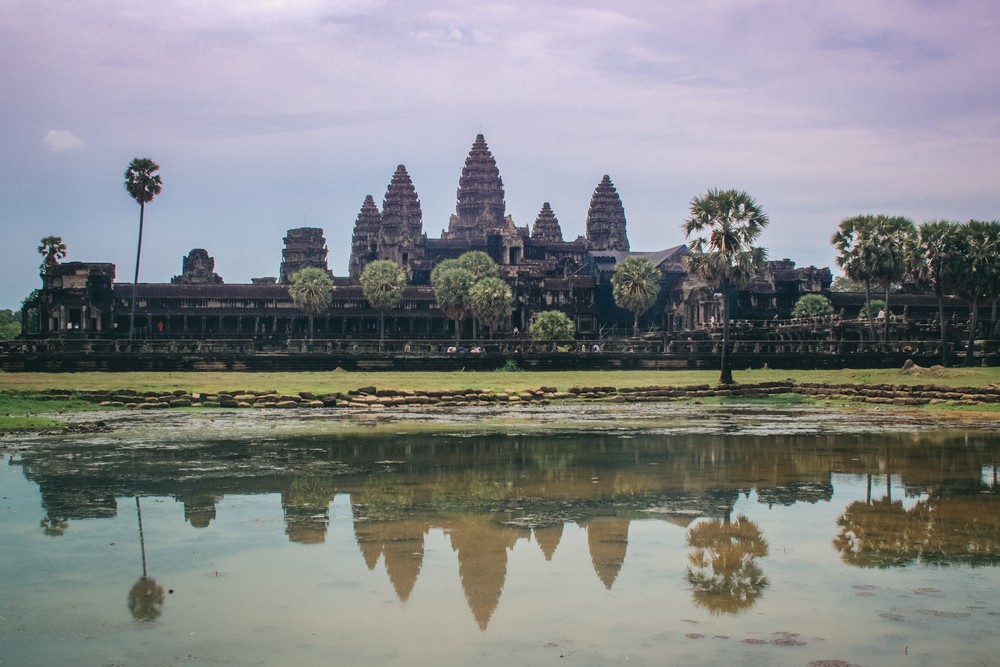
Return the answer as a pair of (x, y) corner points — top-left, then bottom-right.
(530, 202), (563, 242)
(348, 195), (382, 278)
(585, 175), (629, 251)
(447, 134), (506, 239)
(379, 165), (423, 269)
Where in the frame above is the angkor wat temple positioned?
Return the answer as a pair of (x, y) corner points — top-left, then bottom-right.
(25, 134), (847, 342)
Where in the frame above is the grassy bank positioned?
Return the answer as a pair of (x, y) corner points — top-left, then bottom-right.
(1, 366), (998, 395)
(2, 366), (997, 434)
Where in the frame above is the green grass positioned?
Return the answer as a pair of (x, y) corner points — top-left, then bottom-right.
(1, 367), (997, 434)
(0, 367), (997, 395)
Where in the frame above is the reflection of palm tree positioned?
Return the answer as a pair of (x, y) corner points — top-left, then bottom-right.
(128, 576), (165, 622)
(39, 514), (68, 537)
(685, 515), (769, 615)
(129, 496), (165, 622)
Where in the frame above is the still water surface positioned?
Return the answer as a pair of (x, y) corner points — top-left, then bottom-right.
(1, 405), (999, 666)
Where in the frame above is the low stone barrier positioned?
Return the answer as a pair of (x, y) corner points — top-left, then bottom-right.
(28, 380), (998, 410)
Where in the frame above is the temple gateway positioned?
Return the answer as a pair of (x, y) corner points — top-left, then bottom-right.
(27, 134), (839, 341)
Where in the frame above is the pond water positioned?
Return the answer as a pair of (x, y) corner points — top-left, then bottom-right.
(1, 405), (999, 667)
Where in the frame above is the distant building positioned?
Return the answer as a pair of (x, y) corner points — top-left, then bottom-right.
(23, 134), (835, 340)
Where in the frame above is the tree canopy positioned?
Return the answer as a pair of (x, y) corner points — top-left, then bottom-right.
(288, 267), (334, 337)
(791, 293), (833, 318)
(611, 256), (660, 336)
(683, 188), (768, 384)
(359, 260), (406, 339)
(468, 276), (513, 337)
(37, 236), (67, 271)
(529, 310), (574, 341)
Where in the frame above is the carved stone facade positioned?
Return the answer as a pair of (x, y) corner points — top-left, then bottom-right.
(171, 249), (223, 285)
(24, 133), (841, 341)
(279, 227), (329, 284)
(585, 175), (629, 252)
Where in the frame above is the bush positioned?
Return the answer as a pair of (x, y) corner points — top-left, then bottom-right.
(529, 310), (574, 341)
(791, 294), (833, 318)
(496, 359), (521, 372)
(859, 299), (886, 320)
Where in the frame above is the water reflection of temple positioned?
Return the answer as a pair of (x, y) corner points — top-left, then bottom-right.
(12, 430), (999, 628)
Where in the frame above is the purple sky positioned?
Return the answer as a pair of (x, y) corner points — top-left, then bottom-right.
(3, 0), (999, 310)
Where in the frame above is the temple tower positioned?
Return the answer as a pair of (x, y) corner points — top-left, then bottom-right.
(279, 227), (328, 284)
(530, 202), (563, 243)
(585, 175), (629, 251)
(379, 165), (424, 270)
(348, 195), (383, 278)
(446, 134), (507, 239)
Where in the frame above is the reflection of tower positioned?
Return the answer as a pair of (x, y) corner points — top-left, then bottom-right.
(583, 516), (630, 589)
(352, 518), (427, 601)
(448, 516), (527, 630)
(533, 524), (564, 561)
(176, 492), (220, 528)
(281, 477), (336, 544)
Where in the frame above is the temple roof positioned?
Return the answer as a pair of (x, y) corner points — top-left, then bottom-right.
(586, 175), (629, 251)
(531, 202), (563, 242)
(449, 134), (506, 238)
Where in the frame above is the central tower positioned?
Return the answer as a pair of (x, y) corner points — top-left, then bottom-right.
(446, 134), (507, 239)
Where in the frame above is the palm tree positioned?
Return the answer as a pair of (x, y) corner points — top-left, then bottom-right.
(832, 214), (915, 349)
(288, 267), (334, 339)
(832, 215), (879, 345)
(610, 256), (661, 337)
(455, 250), (499, 282)
(956, 220), (1000, 366)
(468, 276), (513, 339)
(685, 515), (769, 615)
(359, 259), (407, 342)
(124, 158), (163, 340)
(869, 216), (916, 344)
(683, 188), (769, 384)
(431, 265), (474, 343)
(37, 235), (67, 271)
(910, 220), (964, 366)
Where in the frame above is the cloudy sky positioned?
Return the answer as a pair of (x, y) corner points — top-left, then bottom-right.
(3, 0), (999, 310)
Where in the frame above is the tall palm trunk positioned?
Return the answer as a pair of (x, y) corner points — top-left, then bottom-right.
(935, 284), (948, 367)
(128, 202), (145, 341)
(633, 312), (640, 338)
(719, 279), (733, 385)
(964, 297), (980, 366)
(882, 281), (891, 351)
(863, 279), (877, 350)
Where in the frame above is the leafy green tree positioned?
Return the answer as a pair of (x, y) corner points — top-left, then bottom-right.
(468, 276), (513, 339)
(431, 265), (475, 342)
(359, 260), (406, 341)
(956, 220), (1000, 366)
(859, 299), (885, 321)
(791, 293), (833, 318)
(529, 310), (574, 341)
(0, 309), (20, 341)
(832, 215), (915, 348)
(455, 251), (499, 282)
(683, 188), (769, 385)
(37, 236), (67, 271)
(124, 158), (163, 340)
(910, 220), (965, 366)
(288, 267), (334, 339)
(611, 257), (661, 337)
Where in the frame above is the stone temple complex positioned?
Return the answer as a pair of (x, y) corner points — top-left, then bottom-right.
(26, 134), (844, 341)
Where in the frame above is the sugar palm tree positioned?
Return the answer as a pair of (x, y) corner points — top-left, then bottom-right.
(611, 256), (660, 337)
(431, 265), (474, 342)
(683, 189), (769, 384)
(359, 259), (407, 342)
(529, 310), (574, 341)
(468, 276), (513, 339)
(37, 235), (67, 271)
(909, 220), (964, 366)
(288, 267), (334, 339)
(832, 215), (879, 345)
(956, 220), (1000, 366)
(124, 158), (163, 340)
(869, 216), (916, 344)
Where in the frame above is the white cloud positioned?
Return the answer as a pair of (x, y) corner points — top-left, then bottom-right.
(42, 129), (84, 152)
